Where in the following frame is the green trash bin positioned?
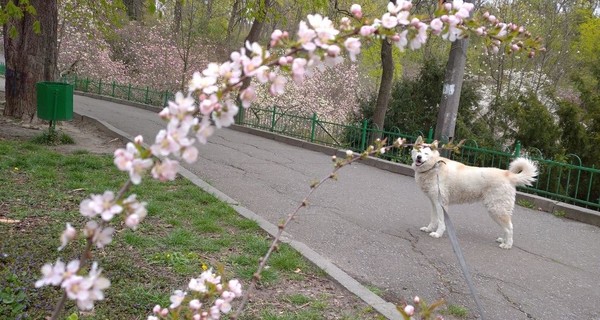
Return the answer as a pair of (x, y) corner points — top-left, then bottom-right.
(36, 82), (73, 121)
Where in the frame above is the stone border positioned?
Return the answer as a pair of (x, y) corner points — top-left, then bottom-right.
(72, 110), (403, 320)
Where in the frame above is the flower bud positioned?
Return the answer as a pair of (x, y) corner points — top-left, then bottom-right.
(404, 305), (415, 316)
(350, 4), (362, 19)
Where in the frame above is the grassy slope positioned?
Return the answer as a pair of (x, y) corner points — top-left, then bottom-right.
(0, 140), (383, 319)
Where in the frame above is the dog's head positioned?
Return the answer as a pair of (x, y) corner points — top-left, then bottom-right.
(411, 136), (439, 171)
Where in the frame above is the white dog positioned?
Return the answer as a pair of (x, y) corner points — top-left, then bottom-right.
(411, 137), (538, 249)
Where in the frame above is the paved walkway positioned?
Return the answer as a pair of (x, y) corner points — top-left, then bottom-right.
(8, 79), (599, 319)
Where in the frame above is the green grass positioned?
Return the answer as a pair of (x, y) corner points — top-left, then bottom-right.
(553, 209), (567, 218)
(0, 140), (381, 319)
(30, 128), (75, 145)
(445, 304), (469, 318)
(516, 199), (536, 209)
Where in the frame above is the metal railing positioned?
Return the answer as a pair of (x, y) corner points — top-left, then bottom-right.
(60, 74), (174, 108)
(239, 106), (600, 211)
(16, 72), (595, 211)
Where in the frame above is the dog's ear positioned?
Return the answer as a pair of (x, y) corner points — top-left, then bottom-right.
(415, 136), (424, 145)
(431, 140), (439, 150)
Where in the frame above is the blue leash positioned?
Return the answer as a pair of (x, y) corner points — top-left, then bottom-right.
(435, 161), (486, 319)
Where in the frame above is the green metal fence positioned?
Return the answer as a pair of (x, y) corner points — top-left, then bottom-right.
(240, 106), (600, 211)
(60, 74), (174, 108)
(43, 73), (600, 211)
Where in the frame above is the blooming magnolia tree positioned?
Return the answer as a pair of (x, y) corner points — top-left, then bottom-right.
(35, 1), (542, 319)
(253, 62), (369, 123)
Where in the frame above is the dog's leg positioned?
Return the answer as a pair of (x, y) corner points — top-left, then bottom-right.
(429, 201), (445, 238)
(489, 210), (514, 249)
(420, 198), (439, 233)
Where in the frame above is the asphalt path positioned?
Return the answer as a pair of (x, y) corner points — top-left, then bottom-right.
(61, 93), (600, 319)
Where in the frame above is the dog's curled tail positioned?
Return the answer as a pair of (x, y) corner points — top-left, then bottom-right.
(509, 158), (538, 186)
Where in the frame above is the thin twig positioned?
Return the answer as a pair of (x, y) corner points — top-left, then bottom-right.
(232, 140), (395, 319)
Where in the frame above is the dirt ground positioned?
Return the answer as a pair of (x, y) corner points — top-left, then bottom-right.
(0, 108), (124, 155)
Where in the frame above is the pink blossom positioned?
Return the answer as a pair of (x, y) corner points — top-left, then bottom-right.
(307, 14), (339, 47)
(409, 23), (429, 50)
(269, 73), (287, 95)
(83, 221), (115, 248)
(182, 146), (199, 163)
(212, 100), (238, 129)
(344, 37), (361, 61)
(189, 299), (202, 310)
(359, 25), (376, 36)
(239, 86), (257, 108)
(350, 4), (362, 18)
(151, 158), (179, 182)
(199, 94), (219, 116)
(387, 2), (402, 14)
(214, 298), (232, 313)
(381, 13), (398, 29)
(430, 18), (444, 34)
(210, 305), (221, 319)
(292, 58), (308, 84)
(392, 30), (409, 51)
(58, 223), (77, 251)
(189, 71), (217, 94)
(219, 61), (242, 85)
(228, 279), (242, 297)
(35, 259), (79, 287)
(79, 191), (122, 221)
(339, 17), (352, 31)
(396, 12), (409, 26)
(254, 65), (270, 83)
(270, 29), (283, 47)
(297, 21), (316, 52)
(123, 194), (148, 230)
(113, 142), (137, 172)
(404, 304), (415, 316)
(130, 158), (153, 185)
(69, 262), (110, 310)
(169, 290), (186, 309)
(195, 117), (215, 145)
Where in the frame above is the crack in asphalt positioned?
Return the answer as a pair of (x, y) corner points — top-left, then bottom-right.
(514, 245), (586, 273)
(384, 229), (465, 296)
(496, 284), (536, 319)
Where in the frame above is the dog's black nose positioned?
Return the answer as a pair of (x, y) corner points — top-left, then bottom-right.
(417, 155), (422, 161)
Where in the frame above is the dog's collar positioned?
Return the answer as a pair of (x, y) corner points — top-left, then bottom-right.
(418, 159), (446, 173)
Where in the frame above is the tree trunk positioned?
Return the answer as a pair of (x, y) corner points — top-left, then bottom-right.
(2, 0), (58, 121)
(235, 0), (272, 123)
(173, 0), (182, 34)
(123, 0), (144, 21)
(434, 38), (469, 144)
(371, 38), (394, 143)
(226, 0), (241, 47)
(435, 0), (473, 146)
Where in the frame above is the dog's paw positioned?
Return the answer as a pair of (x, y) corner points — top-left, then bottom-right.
(429, 232), (442, 238)
(420, 226), (434, 232)
(495, 237), (504, 244)
(499, 243), (512, 249)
